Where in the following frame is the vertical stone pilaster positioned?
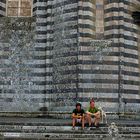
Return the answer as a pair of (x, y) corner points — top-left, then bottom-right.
(0, 0), (6, 16)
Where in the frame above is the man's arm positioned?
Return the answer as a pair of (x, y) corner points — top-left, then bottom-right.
(94, 111), (100, 116)
(86, 111), (94, 116)
(86, 110), (100, 116)
(72, 113), (82, 119)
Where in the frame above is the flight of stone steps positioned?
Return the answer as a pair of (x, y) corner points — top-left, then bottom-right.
(0, 117), (140, 140)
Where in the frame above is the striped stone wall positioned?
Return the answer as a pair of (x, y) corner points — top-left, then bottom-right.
(50, 0), (79, 110)
(0, 0), (6, 16)
(0, 17), (36, 111)
(36, 0), (140, 112)
(104, 0), (140, 112)
(0, 0), (139, 113)
(49, 0), (97, 111)
(32, 0), (48, 110)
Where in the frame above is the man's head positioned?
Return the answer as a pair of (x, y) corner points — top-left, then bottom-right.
(90, 100), (95, 108)
(76, 102), (81, 110)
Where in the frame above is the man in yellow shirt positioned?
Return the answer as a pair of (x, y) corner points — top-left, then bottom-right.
(86, 99), (101, 128)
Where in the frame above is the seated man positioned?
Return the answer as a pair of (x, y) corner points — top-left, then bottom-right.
(72, 102), (85, 129)
(86, 99), (101, 128)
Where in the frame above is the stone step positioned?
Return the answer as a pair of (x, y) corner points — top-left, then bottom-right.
(0, 125), (140, 140)
(0, 124), (140, 132)
(1, 132), (140, 140)
(0, 117), (140, 139)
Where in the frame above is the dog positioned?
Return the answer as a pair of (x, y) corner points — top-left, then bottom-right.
(98, 106), (107, 124)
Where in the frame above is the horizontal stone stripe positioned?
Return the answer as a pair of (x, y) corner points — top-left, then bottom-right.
(79, 60), (119, 65)
(123, 66), (139, 73)
(105, 7), (130, 14)
(122, 94), (140, 99)
(106, 39), (138, 48)
(123, 75), (139, 82)
(104, 16), (134, 24)
(51, 70), (116, 75)
(53, 0), (77, 7)
(33, 2), (48, 7)
(79, 39), (138, 50)
(0, 0), (6, 3)
(122, 62), (139, 67)
(79, 51), (138, 59)
(104, 13), (133, 22)
(105, 24), (138, 33)
(79, 69), (118, 74)
(105, 0), (130, 5)
(105, 31), (138, 43)
(104, 27), (137, 35)
(4, 97), (140, 104)
(78, 1), (95, 6)
(35, 39), (47, 43)
(49, 97), (119, 103)
(47, 79), (118, 84)
(78, 15), (95, 20)
(39, 15), (92, 26)
(78, 92), (118, 98)
(122, 98), (140, 103)
(78, 10), (94, 17)
(79, 97), (140, 104)
(79, 69), (139, 77)
(78, 88), (118, 93)
(0, 6), (5, 11)
(36, 31), (47, 34)
(45, 19), (77, 25)
(0, 89), (46, 94)
(123, 89), (139, 95)
(29, 72), (52, 77)
(32, 55), (46, 59)
(54, 4), (94, 12)
(46, 25), (78, 31)
(33, 7), (47, 11)
(33, 0), (48, 3)
(123, 85), (139, 90)
(33, 60), (49, 65)
(112, 43), (138, 50)
(79, 74), (118, 80)
(123, 80), (140, 86)
(0, 14), (4, 17)
(80, 88), (139, 95)
(78, 24), (95, 29)
(36, 22), (48, 26)
(105, 34), (138, 42)
(79, 32), (94, 38)
(79, 83), (118, 89)
(51, 88), (77, 93)
(53, 60), (119, 67)
(0, 80), (47, 85)
(35, 47), (46, 51)
(121, 70), (139, 77)
(80, 66), (118, 72)
(31, 68), (46, 73)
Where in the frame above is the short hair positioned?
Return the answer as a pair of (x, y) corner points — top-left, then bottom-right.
(76, 102), (81, 107)
(90, 98), (95, 104)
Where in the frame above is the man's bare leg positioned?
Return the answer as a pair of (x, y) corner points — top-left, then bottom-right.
(94, 113), (101, 126)
(72, 118), (76, 128)
(86, 114), (92, 126)
(82, 117), (85, 129)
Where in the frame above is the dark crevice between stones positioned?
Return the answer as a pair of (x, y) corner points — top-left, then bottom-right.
(132, 11), (140, 25)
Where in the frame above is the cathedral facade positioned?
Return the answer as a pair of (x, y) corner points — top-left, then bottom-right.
(0, 0), (140, 113)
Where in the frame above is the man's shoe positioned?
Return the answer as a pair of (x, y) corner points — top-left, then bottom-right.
(95, 124), (99, 128)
